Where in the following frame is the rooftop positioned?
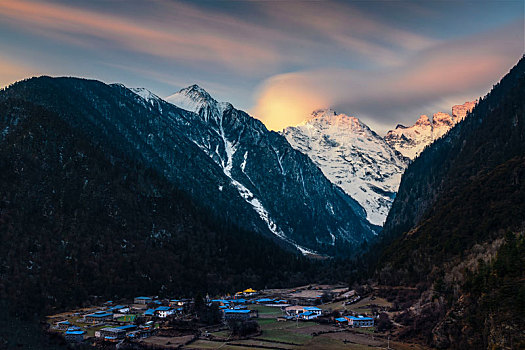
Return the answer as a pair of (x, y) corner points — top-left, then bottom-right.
(155, 306), (172, 311)
(86, 312), (112, 318)
(224, 309), (250, 314)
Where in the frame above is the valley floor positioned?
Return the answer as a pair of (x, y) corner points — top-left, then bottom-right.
(45, 284), (432, 350)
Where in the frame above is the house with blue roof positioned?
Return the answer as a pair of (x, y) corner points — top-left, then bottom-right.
(85, 312), (113, 323)
(116, 325), (137, 332)
(97, 327), (126, 342)
(285, 305), (323, 319)
(144, 309), (155, 316)
(56, 320), (71, 330)
(335, 317), (348, 325)
(155, 306), (174, 318)
(64, 329), (85, 343)
(255, 298), (274, 304)
(223, 309), (251, 320)
(298, 311), (319, 320)
(108, 305), (130, 313)
(345, 315), (374, 328)
(211, 299), (231, 307)
(134, 296), (152, 304)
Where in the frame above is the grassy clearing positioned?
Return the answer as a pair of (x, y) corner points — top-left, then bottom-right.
(258, 318), (316, 331)
(248, 304), (283, 317)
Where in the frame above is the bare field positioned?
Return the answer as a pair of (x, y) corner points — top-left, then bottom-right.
(139, 334), (195, 348)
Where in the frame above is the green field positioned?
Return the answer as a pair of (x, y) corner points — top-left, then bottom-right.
(248, 304), (283, 317)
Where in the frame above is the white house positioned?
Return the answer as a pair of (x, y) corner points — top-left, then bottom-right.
(155, 306), (174, 318)
(285, 306), (322, 319)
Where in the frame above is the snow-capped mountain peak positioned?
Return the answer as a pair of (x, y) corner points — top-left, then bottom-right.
(165, 84), (216, 113)
(165, 84), (233, 123)
(415, 114), (431, 126)
(385, 101), (476, 160)
(307, 108), (367, 131)
(452, 100), (477, 122)
(282, 109), (408, 226)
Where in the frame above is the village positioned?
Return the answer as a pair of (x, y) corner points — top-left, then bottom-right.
(46, 284), (430, 349)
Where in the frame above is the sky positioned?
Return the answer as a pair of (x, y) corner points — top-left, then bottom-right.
(0, 0), (523, 134)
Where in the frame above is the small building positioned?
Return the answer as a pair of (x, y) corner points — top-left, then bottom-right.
(109, 305), (130, 313)
(144, 309), (155, 317)
(64, 329), (85, 343)
(134, 296), (152, 304)
(285, 305), (322, 317)
(298, 311), (318, 320)
(224, 309), (251, 320)
(56, 320), (71, 330)
(243, 288), (257, 296)
(169, 299), (181, 307)
(84, 311), (113, 323)
(99, 327), (126, 341)
(116, 324), (137, 333)
(211, 299), (231, 307)
(345, 315), (374, 328)
(255, 298), (274, 304)
(303, 307), (322, 316)
(155, 306), (174, 318)
(335, 317), (348, 325)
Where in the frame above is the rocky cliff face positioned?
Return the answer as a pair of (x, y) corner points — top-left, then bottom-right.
(282, 109), (407, 226)
(385, 101), (477, 160)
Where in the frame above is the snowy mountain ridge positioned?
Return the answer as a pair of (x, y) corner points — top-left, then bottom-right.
(384, 101), (477, 159)
(282, 109), (408, 226)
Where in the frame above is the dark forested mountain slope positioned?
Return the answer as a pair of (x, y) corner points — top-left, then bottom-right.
(382, 57), (525, 244)
(376, 57), (525, 348)
(0, 78), (376, 257)
(0, 98), (321, 318)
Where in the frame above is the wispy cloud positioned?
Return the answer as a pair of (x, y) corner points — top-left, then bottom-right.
(251, 20), (524, 133)
(0, 1), (285, 74)
(0, 0), (522, 130)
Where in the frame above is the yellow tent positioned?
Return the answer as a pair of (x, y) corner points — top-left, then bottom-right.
(243, 288), (257, 293)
